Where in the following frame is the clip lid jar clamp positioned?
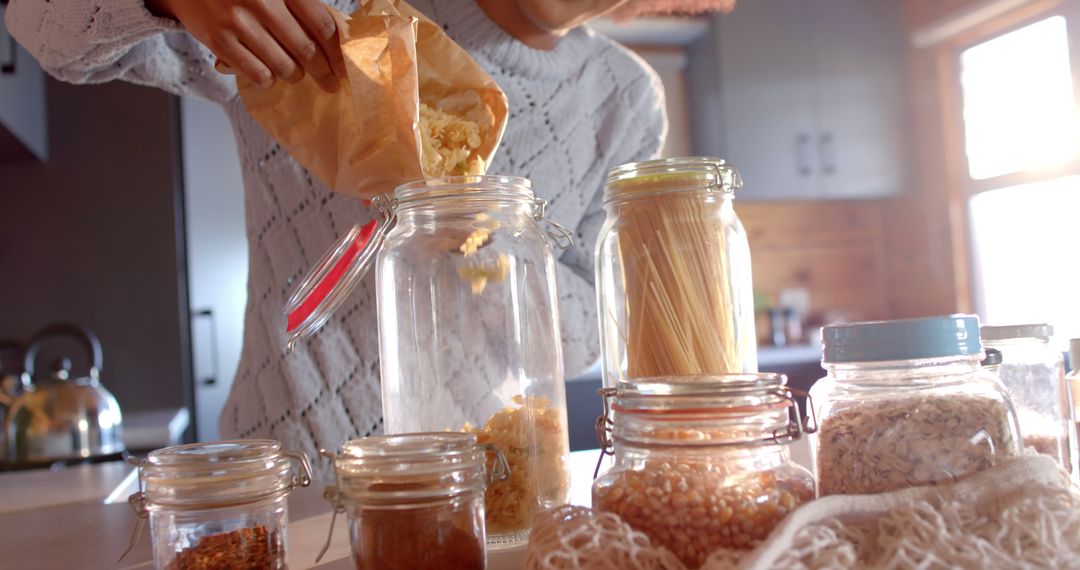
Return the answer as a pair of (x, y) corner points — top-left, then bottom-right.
(123, 440), (311, 568)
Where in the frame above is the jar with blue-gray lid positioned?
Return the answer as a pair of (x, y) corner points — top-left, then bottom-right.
(809, 315), (1021, 496)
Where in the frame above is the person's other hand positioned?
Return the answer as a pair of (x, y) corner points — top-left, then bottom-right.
(146, 0), (347, 92)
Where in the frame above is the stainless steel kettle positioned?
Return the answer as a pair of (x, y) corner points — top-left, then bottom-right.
(4, 323), (125, 465)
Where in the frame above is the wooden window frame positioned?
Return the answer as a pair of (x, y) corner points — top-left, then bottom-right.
(926, 0), (1080, 314)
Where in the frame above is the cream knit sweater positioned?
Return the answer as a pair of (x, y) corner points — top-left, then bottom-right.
(7, 0), (666, 477)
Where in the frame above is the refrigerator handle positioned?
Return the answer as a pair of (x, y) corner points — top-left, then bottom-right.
(192, 309), (219, 387)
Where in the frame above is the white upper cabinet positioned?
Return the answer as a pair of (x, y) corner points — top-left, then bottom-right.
(688, 0), (909, 200)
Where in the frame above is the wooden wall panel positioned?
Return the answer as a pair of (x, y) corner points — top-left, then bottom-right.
(905, 0), (988, 30)
(739, 201), (890, 323)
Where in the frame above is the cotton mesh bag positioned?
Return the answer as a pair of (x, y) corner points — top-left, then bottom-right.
(525, 455), (1080, 569)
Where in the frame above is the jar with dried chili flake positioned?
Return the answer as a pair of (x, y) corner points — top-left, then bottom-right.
(126, 440), (311, 570)
(320, 432), (509, 569)
(592, 374), (815, 569)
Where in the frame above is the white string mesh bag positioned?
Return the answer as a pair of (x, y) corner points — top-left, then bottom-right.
(525, 455), (1080, 570)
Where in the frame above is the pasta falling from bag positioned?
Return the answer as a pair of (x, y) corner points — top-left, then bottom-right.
(235, 0), (508, 197)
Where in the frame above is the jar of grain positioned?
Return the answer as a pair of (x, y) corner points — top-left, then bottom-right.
(285, 176), (572, 546)
(592, 374), (815, 569)
(810, 315), (1022, 497)
(982, 324), (1071, 472)
(596, 157), (757, 386)
(323, 433), (509, 570)
(126, 440), (311, 570)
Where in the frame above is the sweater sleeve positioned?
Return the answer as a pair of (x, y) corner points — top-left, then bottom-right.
(4, 0), (236, 103)
(553, 69), (668, 378)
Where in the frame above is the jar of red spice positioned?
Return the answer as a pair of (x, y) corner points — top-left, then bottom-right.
(126, 440), (312, 570)
(320, 433), (509, 569)
(592, 375), (815, 569)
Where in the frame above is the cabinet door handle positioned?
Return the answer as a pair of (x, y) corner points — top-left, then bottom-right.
(818, 132), (837, 175)
(192, 308), (220, 388)
(796, 133), (813, 177)
(2, 34), (15, 75)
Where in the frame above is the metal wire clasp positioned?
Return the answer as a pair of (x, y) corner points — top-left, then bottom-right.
(285, 449), (313, 489)
(532, 198), (574, 250)
(119, 456), (148, 562)
(481, 443), (511, 484)
(770, 387), (818, 445)
(594, 387), (617, 480)
(315, 449), (346, 564)
(371, 193), (398, 224)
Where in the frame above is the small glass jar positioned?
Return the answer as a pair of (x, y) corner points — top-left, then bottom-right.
(982, 324), (1071, 471)
(810, 315), (1022, 497)
(323, 433), (508, 570)
(596, 157), (757, 386)
(286, 176), (572, 545)
(127, 440), (312, 570)
(592, 374), (814, 569)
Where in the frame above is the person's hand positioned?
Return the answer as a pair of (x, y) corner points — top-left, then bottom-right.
(146, 0), (347, 92)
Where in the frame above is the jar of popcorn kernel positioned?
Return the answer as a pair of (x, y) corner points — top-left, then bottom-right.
(285, 176), (573, 547)
(592, 375), (815, 569)
(811, 315), (1022, 497)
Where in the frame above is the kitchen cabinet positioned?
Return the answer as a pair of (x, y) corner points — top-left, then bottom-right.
(0, 5), (47, 161)
(687, 0), (909, 200)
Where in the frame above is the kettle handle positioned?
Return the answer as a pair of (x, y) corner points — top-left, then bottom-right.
(23, 323), (103, 380)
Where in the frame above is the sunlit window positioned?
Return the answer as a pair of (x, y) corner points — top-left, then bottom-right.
(969, 176), (1080, 344)
(961, 15), (1080, 349)
(960, 16), (1078, 180)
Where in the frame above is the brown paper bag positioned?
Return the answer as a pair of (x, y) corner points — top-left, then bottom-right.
(236, 0), (508, 198)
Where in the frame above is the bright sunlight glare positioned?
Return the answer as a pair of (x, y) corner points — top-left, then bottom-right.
(960, 16), (1078, 180)
(970, 176), (1080, 347)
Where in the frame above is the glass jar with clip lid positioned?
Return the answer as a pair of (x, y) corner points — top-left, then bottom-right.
(592, 374), (816, 569)
(285, 175), (574, 546)
(317, 432), (510, 569)
(596, 157), (757, 387)
(123, 440), (312, 570)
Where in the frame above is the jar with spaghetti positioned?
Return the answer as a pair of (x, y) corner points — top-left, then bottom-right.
(811, 315), (1022, 497)
(285, 176), (572, 546)
(322, 433), (509, 570)
(125, 440), (311, 570)
(592, 375), (815, 569)
(596, 157), (756, 387)
(982, 324), (1071, 471)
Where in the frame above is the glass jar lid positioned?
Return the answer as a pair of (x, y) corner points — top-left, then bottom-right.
(133, 440), (311, 510)
(326, 433), (508, 504)
(599, 374), (811, 449)
(980, 323), (1054, 342)
(822, 314), (983, 363)
(604, 157), (742, 204)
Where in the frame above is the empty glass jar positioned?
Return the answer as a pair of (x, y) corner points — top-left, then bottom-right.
(811, 315), (1022, 496)
(127, 440), (311, 570)
(593, 374), (814, 568)
(596, 157), (757, 387)
(982, 324), (1071, 471)
(286, 176), (572, 546)
(322, 433), (509, 570)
